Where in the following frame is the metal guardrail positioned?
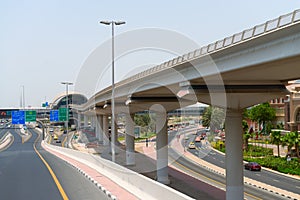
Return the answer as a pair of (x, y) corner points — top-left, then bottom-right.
(117, 9), (300, 87)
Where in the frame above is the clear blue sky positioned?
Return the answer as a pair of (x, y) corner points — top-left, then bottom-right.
(1, 1), (300, 107)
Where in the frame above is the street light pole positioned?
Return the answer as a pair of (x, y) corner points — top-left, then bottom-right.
(61, 81), (73, 148)
(100, 20), (125, 162)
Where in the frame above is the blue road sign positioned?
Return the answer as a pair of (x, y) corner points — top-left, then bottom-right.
(50, 110), (59, 122)
(12, 111), (25, 124)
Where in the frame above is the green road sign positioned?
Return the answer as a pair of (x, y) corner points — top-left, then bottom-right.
(59, 108), (69, 121)
(25, 110), (36, 122)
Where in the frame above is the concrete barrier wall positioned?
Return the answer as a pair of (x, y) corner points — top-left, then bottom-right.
(43, 141), (195, 200)
(0, 132), (13, 150)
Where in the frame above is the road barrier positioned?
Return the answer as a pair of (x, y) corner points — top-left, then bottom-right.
(42, 141), (195, 200)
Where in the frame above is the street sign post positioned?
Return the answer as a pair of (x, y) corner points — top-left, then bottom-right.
(50, 110), (59, 122)
(59, 108), (68, 122)
(12, 111), (25, 124)
(25, 110), (36, 122)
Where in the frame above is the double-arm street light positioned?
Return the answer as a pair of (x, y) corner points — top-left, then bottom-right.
(61, 81), (73, 147)
(100, 20), (125, 162)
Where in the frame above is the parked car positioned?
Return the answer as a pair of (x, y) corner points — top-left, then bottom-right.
(244, 162), (261, 171)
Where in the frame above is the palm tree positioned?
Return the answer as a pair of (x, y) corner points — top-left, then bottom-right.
(202, 106), (225, 132)
(282, 131), (300, 159)
(270, 131), (282, 157)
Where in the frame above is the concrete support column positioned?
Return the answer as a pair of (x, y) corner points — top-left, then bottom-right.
(156, 110), (170, 184)
(112, 119), (119, 154)
(97, 115), (103, 142)
(102, 115), (109, 146)
(77, 113), (81, 130)
(91, 115), (96, 137)
(125, 113), (135, 165)
(84, 115), (88, 128)
(225, 109), (244, 200)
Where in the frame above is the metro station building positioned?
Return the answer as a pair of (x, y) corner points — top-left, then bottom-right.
(50, 92), (87, 126)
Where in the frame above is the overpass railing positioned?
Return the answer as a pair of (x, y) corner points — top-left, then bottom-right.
(118, 9), (300, 87)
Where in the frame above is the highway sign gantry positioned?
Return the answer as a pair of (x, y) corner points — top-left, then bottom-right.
(12, 111), (25, 124)
(59, 108), (68, 122)
(25, 110), (36, 122)
(50, 110), (59, 122)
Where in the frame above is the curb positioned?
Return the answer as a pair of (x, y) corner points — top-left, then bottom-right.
(0, 132), (14, 152)
(57, 153), (118, 200)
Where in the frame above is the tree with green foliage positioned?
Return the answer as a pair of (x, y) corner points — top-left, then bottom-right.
(242, 120), (251, 151)
(247, 102), (276, 135)
(202, 106), (225, 131)
(134, 113), (151, 127)
(270, 131), (282, 157)
(282, 131), (300, 159)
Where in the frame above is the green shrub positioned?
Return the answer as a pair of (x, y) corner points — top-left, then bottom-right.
(244, 145), (273, 157)
(211, 141), (225, 153)
(244, 156), (300, 175)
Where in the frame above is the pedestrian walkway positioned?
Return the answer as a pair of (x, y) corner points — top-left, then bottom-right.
(68, 130), (225, 200)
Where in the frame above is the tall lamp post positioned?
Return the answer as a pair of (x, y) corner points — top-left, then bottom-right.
(61, 81), (73, 147)
(100, 20), (125, 162)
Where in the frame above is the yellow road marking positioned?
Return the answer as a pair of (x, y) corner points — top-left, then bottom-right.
(33, 132), (69, 200)
(170, 158), (262, 200)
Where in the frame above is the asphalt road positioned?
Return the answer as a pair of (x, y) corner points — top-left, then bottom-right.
(182, 130), (300, 195)
(0, 127), (110, 200)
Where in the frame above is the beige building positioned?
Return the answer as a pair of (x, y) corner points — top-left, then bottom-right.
(269, 80), (300, 131)
(284, 80), (300, 131)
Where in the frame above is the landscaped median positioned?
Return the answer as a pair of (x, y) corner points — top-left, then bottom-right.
(171, 133), (300, 200)
(211, 141), (300, 176)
